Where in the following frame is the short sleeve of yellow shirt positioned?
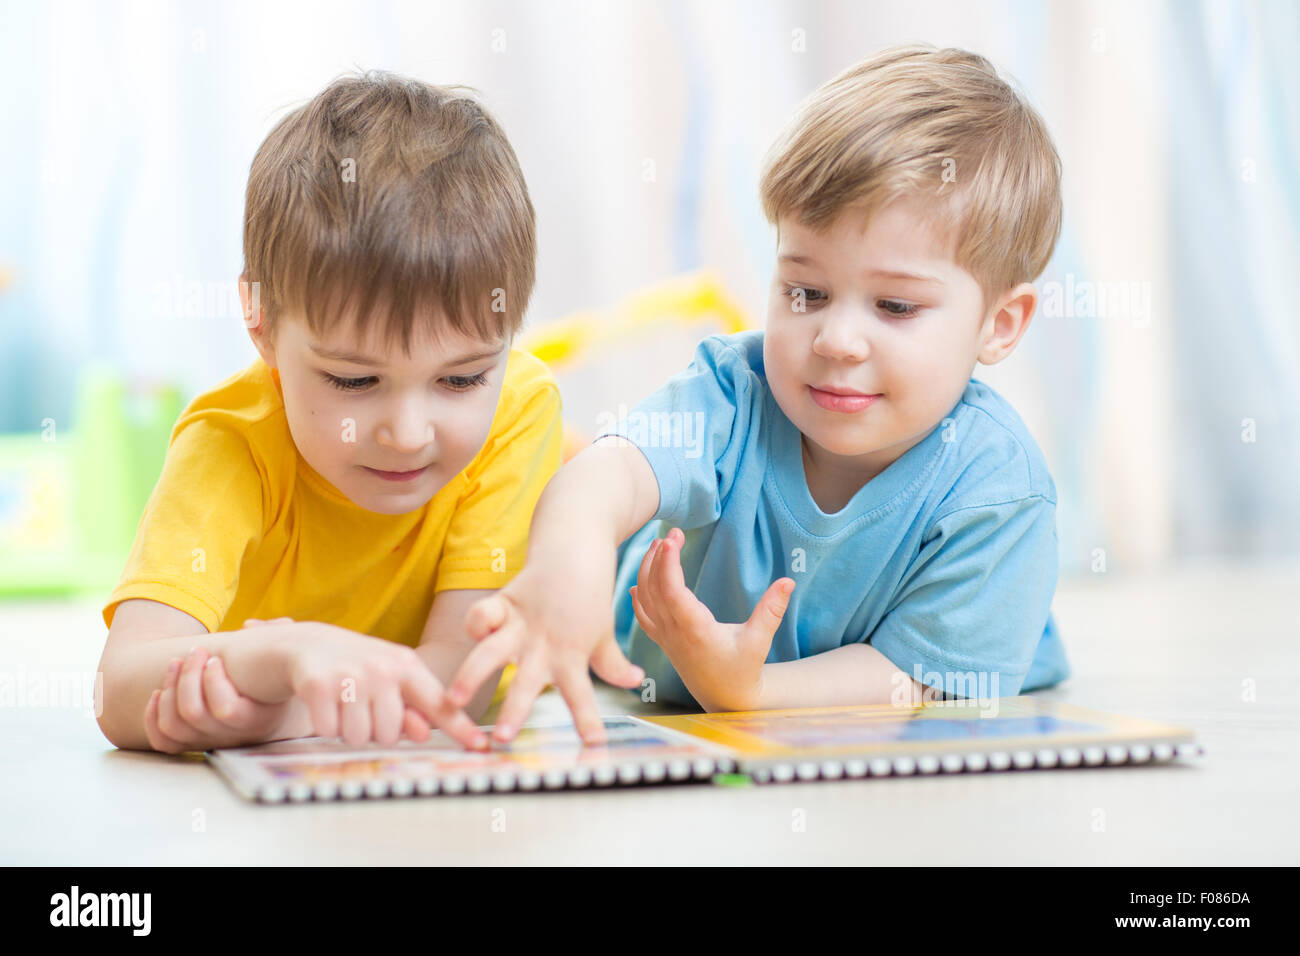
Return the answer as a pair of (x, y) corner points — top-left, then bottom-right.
(102, 350), (562, 661)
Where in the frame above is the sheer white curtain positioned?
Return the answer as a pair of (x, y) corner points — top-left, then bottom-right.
(3, 0), (1295, 570)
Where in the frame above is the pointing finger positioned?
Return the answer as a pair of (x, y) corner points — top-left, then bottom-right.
(446, 622), (522, 708)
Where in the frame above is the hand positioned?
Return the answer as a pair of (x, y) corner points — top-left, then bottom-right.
(145, 619), (444, 754)
(629, 527), (794, 713)
(276, 621), (487, 750)
(240, 618), (435, 744)
(444, 564), (646, 747)
(144, 640), (303, 754)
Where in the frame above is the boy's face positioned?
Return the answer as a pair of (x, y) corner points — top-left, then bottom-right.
(246, 303), (508, 516)
(763, 198), (1035, 486)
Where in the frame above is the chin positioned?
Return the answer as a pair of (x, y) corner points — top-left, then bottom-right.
(334, 472), (428, 515)
(799, 419), (881, 456)
(350, 491), (432, 516)
(806, 433), (869, 458)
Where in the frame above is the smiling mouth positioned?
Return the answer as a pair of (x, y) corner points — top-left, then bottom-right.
(808, 385), (882, 413)
(812, 383), (878, 397)
(363, 465), (431, 482)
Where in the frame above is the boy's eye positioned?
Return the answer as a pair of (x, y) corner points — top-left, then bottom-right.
(321, 371), (491, 392)
(783, 285), (827, 307)
(442, 371), (490, 391)
(877, 299), (920, 317)
(323, 373), (377, 391)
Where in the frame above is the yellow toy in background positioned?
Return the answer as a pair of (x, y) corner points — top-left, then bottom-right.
(518, 270), (752, 461)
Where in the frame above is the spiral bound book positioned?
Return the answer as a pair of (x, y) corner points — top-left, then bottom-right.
(208, 696), (1202, 802)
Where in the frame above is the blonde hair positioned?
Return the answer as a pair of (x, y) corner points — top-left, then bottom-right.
(243, 71), (535, 351)
(760, 45), (1062, 305)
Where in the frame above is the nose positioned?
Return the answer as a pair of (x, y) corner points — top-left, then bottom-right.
(376, 396), (434, 455)
(812, 303), (871, 362)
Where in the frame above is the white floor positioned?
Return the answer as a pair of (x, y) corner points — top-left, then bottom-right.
(1, 559), (1297, 865)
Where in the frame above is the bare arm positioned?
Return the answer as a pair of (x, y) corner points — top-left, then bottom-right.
(96, 598), (304, 751)
(444, 436), (662, 742)
(532, 435), (661, 561)
(754, 643), (942, 711)
(413, 588), (503, 724)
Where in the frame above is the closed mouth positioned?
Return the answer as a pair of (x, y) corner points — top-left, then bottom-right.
(811, 384), (880, 398)
(807, 385), (882, 413)
(363, 465), (431, 481)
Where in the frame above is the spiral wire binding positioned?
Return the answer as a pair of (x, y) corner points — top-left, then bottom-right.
(253, 755), (738, 803)
(743, 740), (1205, 786)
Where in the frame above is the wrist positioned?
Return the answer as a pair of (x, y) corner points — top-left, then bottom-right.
(520, 540), (617, 608)
(265, 696), (314, 743)
(693, 667), (765, 714)
(221, 621), (309, 703)
(751, 664), (769, 712)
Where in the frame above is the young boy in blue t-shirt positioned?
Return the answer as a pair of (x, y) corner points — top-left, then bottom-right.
(445, 44), (1071, 745)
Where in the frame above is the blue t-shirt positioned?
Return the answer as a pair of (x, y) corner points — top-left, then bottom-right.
(602, 330), (1070, 707)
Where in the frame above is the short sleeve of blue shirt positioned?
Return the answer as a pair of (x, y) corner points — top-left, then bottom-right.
(596, 333), (762, 529)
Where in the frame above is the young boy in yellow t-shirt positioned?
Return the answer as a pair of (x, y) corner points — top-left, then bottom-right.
(96, 72), (645, 754)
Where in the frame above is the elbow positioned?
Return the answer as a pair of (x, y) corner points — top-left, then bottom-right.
(93, 670), (125, 749)
(95, 700), (136, 751)
(93, 674), (147, 752)
(95, 710), (130, 751)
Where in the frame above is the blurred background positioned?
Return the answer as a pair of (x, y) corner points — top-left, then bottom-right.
(0, 0), (1297, 599)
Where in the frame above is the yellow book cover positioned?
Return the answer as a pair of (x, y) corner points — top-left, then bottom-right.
(639, 696), (1199, 781)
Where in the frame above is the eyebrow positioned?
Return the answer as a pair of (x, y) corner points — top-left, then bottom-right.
(778, 253), (944, 286)
(309, 344), (505, 367)
(867, 269), (945, 285)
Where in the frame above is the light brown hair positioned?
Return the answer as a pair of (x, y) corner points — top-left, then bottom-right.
(760, 45), (1063, 305)
(243, 71), (536, 351)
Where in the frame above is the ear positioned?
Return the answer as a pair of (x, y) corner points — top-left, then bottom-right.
(238, 273), (276, 368)
(976, 282), (1037, 366)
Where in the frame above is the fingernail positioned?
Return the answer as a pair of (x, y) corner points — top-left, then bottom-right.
(166, 659), (180, 677)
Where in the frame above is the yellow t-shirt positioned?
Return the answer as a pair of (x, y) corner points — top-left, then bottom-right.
(102, 349), (562, 691)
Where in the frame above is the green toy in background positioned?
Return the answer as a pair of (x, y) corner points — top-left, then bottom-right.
(0, 364), (183, 596)
(0, 269), (745, 596)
